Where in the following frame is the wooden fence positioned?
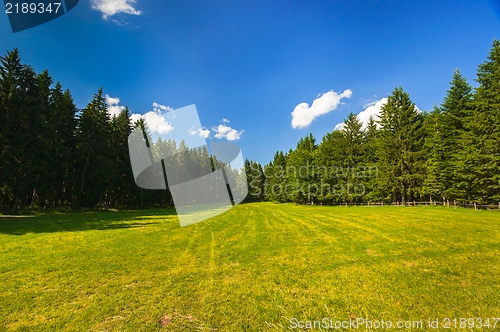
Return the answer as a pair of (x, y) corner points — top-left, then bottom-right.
(312, 201), (500, 210)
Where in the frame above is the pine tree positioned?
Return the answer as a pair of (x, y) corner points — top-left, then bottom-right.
(74, 88), (114, 208)
(50, 84), (78, 207)
(263, 151), (288, 202)
(363, 116), (380, 202)
(440, 69), (473, 201)
(339, 113), (365, 203)
(314, 130), (345, 204)
(286, 133), (317, 204)
(468, 39), (500, 203)
(422, 106), (446, 201)
(244, 159), (265, 201)
(0, 49), (32, 210)
(110, 107), (134, 207)
(377, 87), (424, 204)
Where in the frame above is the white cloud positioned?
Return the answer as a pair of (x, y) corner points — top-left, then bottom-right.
(335, 98), (387, 131)
(128, 102), (174, 135)
(105, 94), (126, 118)
(141, 111), (174, 134)
(153, 102), (173, 113)
(106, 94), (120, 106)
(291, 89), (352, 129)
(221, 118), (230, 123)
(188, 127), (211, 138)
(91, 0), (141, 19)
(334, 97), (421, 131)
(129, 113), (142, 124)
(213, 124), (243, 141)
(198, 128), (211, 138)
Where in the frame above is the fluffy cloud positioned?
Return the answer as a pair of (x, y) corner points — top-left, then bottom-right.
(188, 127), (211, 138)
(334, 97), (421, 131)
(105, 94), (126, 118)
(153, 102), (173, 113)
(129, 102), (174, 135)
(213, 124), (243, 141)
(111, 98), (240, 139)
(334, 98), (387, 130)
(141, 111), (174, 134)
(91, 0), (141, 18)
(198, 128), (211, 138)
(291, 89), (352, 129)
(129, 113), (142, 124)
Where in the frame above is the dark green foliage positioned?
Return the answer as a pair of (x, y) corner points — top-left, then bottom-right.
(377, 87), (424, 203)
(2, 40), (500, 210)
(0, 50), (174, 211)
(263, 151), (288, 202)
(249, 40), (500, 205)
(244, 159), (265, 202)
(468, 40), (500, 203)
(285, 134), (317, 204)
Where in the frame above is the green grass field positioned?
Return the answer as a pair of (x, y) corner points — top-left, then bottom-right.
(1, 203), (499, 331)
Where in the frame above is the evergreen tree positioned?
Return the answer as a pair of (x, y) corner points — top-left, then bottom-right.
(50, 85), (78, 207)
(286, 134), (317, 204)
(339, 113), (366, 203)
(0, 49), (32, 210)
(468, 39), (500, 203)
(440, 69), (473, 201)
(74, 88), (114, 207)
(244, 159), (265, 201)
(377, 87), (424, 204)
(422, 106), (446, 202)
(314, 131), (344, 204)
(363, 116), (380, 202)
(263, 151), (288, 202)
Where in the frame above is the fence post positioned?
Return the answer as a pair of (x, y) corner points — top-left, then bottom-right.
(381, 201), (384, 207)
(474, 202), (477, 210)
(447, 200), (450, 208)
(454, 200), (456, 208)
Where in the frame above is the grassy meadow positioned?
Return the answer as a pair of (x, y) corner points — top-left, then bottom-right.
(0, 203), (499, 331)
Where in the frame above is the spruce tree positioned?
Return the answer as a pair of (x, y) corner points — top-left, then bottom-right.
(377, 87), (424, 204)
(286, 134), (317, 204)
(339, 113), (365, 203)
(74, 88), (114, 208)
(440, 69), (473, 201)
(469, 39), (500, 203)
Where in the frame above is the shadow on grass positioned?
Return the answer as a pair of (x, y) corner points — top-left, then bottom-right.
(0, 208), (178, 235)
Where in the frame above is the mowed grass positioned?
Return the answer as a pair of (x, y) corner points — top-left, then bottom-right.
(0, 203), (499, 331)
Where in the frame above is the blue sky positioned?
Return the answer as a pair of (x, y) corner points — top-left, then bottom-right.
(1, 0), (500, 164)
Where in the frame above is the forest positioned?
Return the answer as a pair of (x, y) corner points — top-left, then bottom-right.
(245, 40), (500, 206)
(1, 40), (499, 211)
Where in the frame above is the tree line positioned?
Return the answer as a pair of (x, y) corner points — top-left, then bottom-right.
(0, 49), (174, 211)
(1, 40), (499, 212)
(245, 40), (500, 206)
